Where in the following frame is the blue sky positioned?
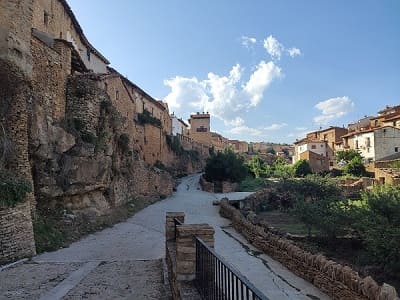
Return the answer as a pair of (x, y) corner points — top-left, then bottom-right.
(68, 0), (400, 143)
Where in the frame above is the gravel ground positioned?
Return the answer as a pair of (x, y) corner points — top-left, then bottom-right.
(0, 262), (81, 299)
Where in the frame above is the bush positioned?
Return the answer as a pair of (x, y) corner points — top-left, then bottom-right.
(293, 159), (312, 177)
(205, 149), (248, 183)
(353, 185), (400, 269)
(343, 156), (366, 177)
(0, 169), (32, 208)
(138, 109), (162, 127)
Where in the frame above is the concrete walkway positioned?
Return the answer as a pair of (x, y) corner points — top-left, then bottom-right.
(0, 174), (330, 299)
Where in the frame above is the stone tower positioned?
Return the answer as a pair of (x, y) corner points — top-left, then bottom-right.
(0, 0), (36, 263)
(188, 112), (211, 146)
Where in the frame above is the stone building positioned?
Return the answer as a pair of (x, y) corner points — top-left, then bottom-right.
(228, 140), (249, 153)
(210, 132), (229, 152)
(171, 113), (189, 136)
(188, 112), (212, 146)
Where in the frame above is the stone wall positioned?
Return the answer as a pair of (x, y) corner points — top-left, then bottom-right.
(0, 202), (36, 264)
(165, 212), (213, 300)
(199, 175), (238, 193)
(220, 200), (399, 300)
(0, 0), (37, 262)
(31, 36), (71, 122)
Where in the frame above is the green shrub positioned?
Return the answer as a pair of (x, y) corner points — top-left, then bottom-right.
(238, 176), (265, 192)
(33, 212), (65, 253)
(138, 109), (162, 127)
(343, 156), (366, 177)
(0, 169), (32, 208)
(205, 149), (248, 183)
(293, 159), (312, 177)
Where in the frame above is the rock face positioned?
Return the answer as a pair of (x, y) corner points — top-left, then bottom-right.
(29, 75), (175, 216)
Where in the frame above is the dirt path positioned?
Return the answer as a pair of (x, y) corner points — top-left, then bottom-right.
(0, 174), (330, 299)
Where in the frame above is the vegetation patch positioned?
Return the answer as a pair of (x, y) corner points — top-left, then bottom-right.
(138, 109), (162, 127)
(205, 149), (248, 183)
(0, 169), (32, 208)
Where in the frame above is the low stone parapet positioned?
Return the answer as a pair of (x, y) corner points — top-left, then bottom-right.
(219, 199), (399, 300)
(165, 212), (213, 300)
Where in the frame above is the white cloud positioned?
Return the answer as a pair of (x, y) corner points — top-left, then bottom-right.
(313, 96), (355, 125)
(288, 47), (301, 57)
(244, 61), (282, 106)
(263, 35), (284, 60)
(263, 123), (287, 131)
(228, 125), (262, 136)
(263, 35), (302, 60)
(295, 127), (307, 131)
(225, 117), (245, 127)
(164, 76), (208, 109)
(241, 36), (257, 48)
(164, 61), (281, 125)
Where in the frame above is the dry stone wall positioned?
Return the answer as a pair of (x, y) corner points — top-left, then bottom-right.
(220, 200), (399, 300)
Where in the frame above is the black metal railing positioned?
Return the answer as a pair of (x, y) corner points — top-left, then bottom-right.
(195, 237), (269, 300)
(173, 217), (182, 240)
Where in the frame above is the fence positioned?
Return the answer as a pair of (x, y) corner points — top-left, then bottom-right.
(195, 237), (269, 300)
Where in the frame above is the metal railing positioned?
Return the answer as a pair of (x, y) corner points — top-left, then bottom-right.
(195, 237), (269, 300)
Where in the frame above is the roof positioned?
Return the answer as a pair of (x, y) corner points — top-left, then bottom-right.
(294, 138), (325, 145)
(60, 0), (109, 64)
(376, 152), (400, 162)
(178, 118), (189, 127)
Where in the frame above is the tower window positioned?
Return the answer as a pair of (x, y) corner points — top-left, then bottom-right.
(44, 11), (49, 25)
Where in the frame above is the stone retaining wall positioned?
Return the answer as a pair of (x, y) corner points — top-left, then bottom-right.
(220, 199), (399, 300)
(199, 175), (239, 193)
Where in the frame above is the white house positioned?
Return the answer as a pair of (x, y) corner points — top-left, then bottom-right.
(171, 114), (189, 136)
(293, 139), (327, 163)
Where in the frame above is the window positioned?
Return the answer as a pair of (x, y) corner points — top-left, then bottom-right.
(196, 126), (207, 132)
(115, 90), (119, 100)
(311, 145), (316, 149)
(86, 48), (91, 61)
(104, 82), (108, 91)
(44, 11), (49, 25)
(366, 137), (371, 147)
(355, 140), (359, 149)
(395, 147), (399, 153)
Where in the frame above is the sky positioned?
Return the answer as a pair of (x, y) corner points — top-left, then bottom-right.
(68, 0), (400, 143)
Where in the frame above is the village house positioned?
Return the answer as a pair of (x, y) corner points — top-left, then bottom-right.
(171, 113), (189, 136)
(228, 140), (249, 153)
(32, 0), (109, 74)
(293, 138), (329, 173)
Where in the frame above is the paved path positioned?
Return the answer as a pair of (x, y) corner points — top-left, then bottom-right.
(0, 174), (330, 299)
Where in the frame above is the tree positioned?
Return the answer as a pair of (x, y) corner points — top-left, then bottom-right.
(205, 149), (248, 183)
(247, 156), (268, 178)
(293, 159), (312, 177)
(336, 149), (362, 163)
(266, 147), (276, 155)
(343, 156), (366, 177)
(353, 185), (400, 270)
(273, 157), (294, 179)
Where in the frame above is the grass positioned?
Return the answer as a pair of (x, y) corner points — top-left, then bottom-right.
(238, 176), (265, 192)
(33, 196), (157, 254)
(258, 210), (319, 236)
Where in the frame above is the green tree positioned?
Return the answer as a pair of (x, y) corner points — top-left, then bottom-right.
(353, 185), (400, 270)
(247, 156), (268, 178)
(343, 156), (366, 177)
(336, 149), (362, 162)
(205, 149), (248, 183)
(293, 159), (312, 177)
(273, 157), (294, 179)
(266, 147), (276, 155)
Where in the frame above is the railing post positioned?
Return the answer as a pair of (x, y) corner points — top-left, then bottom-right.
(176, 224), (214, 281)
(165, 212), (185, 242)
